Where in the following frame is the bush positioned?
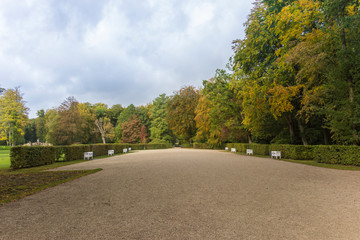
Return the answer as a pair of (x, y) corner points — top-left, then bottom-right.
(91, 144), (109, 157)
(11, 146), (56, 169)
(55, 145), (91, 162)
(313, 145), (360, 166)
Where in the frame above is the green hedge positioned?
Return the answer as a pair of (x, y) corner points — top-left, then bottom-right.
(11, 146), (56, 169)
(313, 145), (360, 166)
(193, 143), (224, 149)
(11, 143), (172, 169)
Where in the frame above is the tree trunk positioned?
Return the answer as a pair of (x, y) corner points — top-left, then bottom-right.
(323, 128), (330, 145)
(95, 119), (106, 144)
(8, 124), (12, 146)
(247, 133), (252, 144)
(297, 118), (308, 146)
(285, 115), (295, 144)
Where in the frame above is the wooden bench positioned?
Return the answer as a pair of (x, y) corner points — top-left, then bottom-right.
(271, 151), (281, 159)
(225, 147), (229, 151)
(246, 149), (253, 155)
(123, 148), (128, 153)
(84, 152), (93, 160)
(108, 150), (114, 156)
(231, 148), (236, 153)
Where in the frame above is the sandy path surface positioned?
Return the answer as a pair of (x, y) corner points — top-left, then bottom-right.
(1, 148), (360, 239)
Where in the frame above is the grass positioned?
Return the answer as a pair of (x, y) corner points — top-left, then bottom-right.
(0, 151), (102, 206)
(0, 150), (10, 169)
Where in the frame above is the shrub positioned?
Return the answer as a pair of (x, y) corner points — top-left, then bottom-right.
(11, 146), (56, 169)
(313, 145), (360, 166)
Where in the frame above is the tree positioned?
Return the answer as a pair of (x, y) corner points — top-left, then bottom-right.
(140, 125), (148, 143)
(24, 119), (37, 143)
(149, 94), (174, 143)
(166, 86), (200, 143)
(121, 114), (141, 143)
(52, 97), (84, 145)
(35, 109), (46, 142)
(115, 104), (136, 141)
(0, 87), (29, 146)
(92, 103), (115, 144)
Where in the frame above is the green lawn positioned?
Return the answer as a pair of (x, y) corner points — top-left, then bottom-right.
(0, 150), (10, 169)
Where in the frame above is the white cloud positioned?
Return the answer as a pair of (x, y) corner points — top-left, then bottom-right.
(0, 0), (254, 118)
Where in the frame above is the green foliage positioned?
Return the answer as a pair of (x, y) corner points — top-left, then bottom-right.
(149, 94), (174, 143)
(166, 86), (199, 142)
(0, 87), (29, 146)
(11, 146), (56, 169)
(313, 145), (360, 166)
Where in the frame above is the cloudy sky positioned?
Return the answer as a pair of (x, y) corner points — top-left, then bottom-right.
(0, 0), (254, 118)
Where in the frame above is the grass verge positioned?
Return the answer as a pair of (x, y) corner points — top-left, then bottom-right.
(0, 160), (102, 206)
(0, 150), (10, 169)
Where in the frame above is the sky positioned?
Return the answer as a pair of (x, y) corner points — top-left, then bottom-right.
(0, 0), (254, 118)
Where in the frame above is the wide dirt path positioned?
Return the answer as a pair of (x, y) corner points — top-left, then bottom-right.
(1, 149), (360, 239)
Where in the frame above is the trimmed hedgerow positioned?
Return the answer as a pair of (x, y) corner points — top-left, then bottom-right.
(11, 146), (56, 169)
(56, 145), (91, 162)
(11, 143), (173, 169)
(269, 145), (314, 160)
(313, 145), (360, 166)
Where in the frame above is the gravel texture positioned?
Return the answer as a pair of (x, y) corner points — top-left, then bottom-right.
(1, 148), (360, 239)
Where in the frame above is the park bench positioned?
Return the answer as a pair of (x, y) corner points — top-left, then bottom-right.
(246, 149), (253, 155)
(225, 147), (229, 151)
(271, 151), (281, 159)
(123, 148), (128, 153)
(84, 152), (93, 160)
(108, 150), (114, 156)
(231, 148), (236, 153)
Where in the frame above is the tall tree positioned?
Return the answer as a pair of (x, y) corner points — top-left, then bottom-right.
(166, 86), (200, 143)
(0, 87), (29, 146)
(52, 97), (84, 145)
(149, 94), (174, 144)
(35, 109), (46, 142)
(121, 114), (142, 143)
(93, 103), (114, 144)
(115, 104), (136, 141)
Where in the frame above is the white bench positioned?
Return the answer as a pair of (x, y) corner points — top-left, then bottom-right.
(231, 148), (236, 153)
(108, 150), (114, 156)
(225, 147), (229, 151)
(128, 147), (132, 151)
(271, 151), (281, 159)
(84, 152), (93, 160)
(123, 148), (128, 153)
(246, 149), (253, 155)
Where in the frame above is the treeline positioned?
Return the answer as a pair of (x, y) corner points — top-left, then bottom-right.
(1, 0), (359, 146)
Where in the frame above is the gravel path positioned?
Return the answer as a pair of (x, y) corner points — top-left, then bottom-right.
(1, 148), (360, 239)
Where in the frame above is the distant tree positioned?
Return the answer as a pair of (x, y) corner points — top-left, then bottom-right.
(107, 104), (123, 126)
(93, 103), (115, 144)
(136, 105), (151, 136)
(149, 94), (174, 143)
(121, 114), (141, 143)
(115, 104), (136, 141)
(166, 86), (200, 143)
(140, 125), (148, 143)
(44, 109), (58, 144)
(24, 119), (37, 143)
(52, 97), (84, 145)
(35, 109), (46, 142)
(0, 87), (29, 146)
